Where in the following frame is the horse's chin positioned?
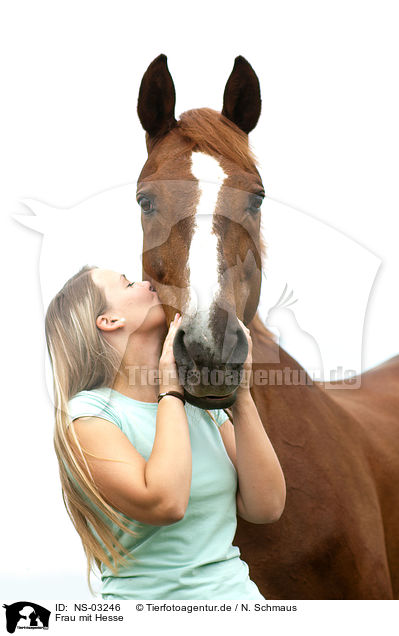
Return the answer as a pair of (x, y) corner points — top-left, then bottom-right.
(183, 388), (237, 410)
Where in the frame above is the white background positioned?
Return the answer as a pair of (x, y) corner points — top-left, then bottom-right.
(1, 0), (398, 627)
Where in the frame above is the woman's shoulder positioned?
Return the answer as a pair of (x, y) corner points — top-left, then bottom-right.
(68, 386), (113, 406)
(67, 389), (230, 430)
(67, 387), (123, 428)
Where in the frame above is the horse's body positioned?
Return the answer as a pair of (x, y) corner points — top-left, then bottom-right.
(136, 54), (399, 599)
(237, 315), (399, 598)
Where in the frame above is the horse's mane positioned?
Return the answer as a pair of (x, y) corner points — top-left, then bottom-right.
(176, 108), (259, 173)
(250, 311), (278, 345)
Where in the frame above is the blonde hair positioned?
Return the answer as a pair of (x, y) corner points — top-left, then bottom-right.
(45, 265), (140, 593)
(45, 265), (233, 593)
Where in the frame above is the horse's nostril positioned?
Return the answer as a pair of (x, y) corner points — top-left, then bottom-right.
(173, 319), (248, 370)
(226, 326), (248, 367)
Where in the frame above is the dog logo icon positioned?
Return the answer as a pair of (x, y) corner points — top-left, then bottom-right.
(2, 602), (51, 633)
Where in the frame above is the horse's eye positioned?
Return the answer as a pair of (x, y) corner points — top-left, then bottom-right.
(138, 196), (154, 214)
(248, 194), (264, 214)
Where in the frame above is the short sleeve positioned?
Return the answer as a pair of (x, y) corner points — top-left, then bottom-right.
(209, 408), (230, 428)
(67, 390), (122, 430)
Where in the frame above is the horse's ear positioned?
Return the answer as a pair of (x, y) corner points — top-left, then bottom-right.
(222, 56), (261, 134)
(137, 54), (177, 139)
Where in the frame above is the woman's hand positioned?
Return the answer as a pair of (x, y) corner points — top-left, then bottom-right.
(236, 317), (253, 398)
(158, 313), (184, 394)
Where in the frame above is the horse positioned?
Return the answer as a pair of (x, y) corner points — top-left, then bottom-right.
(135, 54), (399, 599)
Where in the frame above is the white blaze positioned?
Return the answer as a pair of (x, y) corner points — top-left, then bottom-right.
(187, 152), (227, 331)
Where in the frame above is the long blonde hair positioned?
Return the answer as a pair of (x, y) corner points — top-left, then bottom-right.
(45, 264), (232, 592)
(45, 265), (141, 592)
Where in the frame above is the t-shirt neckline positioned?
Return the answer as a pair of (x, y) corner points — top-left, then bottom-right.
(100, 387), (159, 408)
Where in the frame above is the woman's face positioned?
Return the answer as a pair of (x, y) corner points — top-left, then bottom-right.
(91, 268), (166, 333)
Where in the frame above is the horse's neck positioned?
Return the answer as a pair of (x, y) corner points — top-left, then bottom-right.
(249, 311), (306, 372)
(248, 311), (325, 423)
(247, 311), (362, 447)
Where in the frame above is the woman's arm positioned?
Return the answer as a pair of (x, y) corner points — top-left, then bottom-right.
(218, 407), (286, 524)
(70, 393), (191, 526)
(145, 395), (192, 519)
(69, 313), (192, 526)
(234, 393), (285, 523)
(218, 319), (286, 524)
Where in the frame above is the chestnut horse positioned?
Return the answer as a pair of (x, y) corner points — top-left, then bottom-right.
(136, 54), (399, 599)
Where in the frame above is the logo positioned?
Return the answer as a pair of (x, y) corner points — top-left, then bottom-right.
(2, 602), (50, 633)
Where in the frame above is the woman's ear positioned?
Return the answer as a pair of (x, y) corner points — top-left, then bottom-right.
(96, 315), (126, 332)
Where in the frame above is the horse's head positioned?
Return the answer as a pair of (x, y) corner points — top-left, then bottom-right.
(137, 54), (265, 409)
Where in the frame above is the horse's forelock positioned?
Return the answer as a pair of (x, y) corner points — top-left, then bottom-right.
(176, 108), (259, 173)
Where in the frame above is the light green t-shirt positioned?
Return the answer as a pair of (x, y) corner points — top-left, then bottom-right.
(67, 387), (265, 600)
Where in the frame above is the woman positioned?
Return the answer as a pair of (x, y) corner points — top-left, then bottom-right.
(45, 265), (286, 600)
